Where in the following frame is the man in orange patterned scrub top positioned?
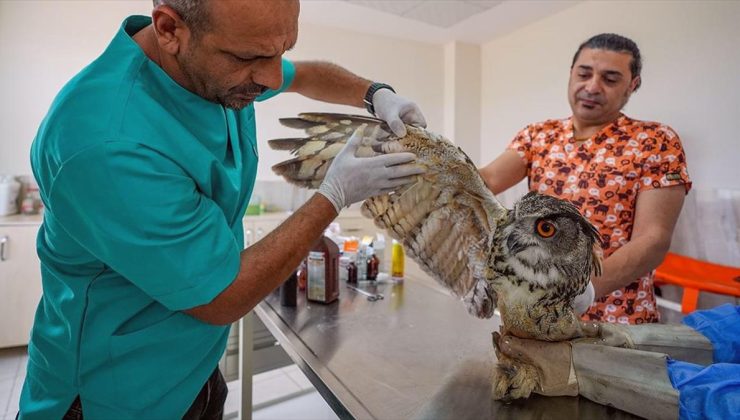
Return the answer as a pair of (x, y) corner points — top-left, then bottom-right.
(479, 34), (691, 324)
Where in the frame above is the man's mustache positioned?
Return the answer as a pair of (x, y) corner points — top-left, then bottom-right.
(230, 84), (268, 96)
(577, 93), (603, 104)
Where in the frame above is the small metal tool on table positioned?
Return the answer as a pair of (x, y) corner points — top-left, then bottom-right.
(347, 284), (384, 301)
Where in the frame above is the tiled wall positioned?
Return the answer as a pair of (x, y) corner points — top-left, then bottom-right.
(671, 188), (740, 267)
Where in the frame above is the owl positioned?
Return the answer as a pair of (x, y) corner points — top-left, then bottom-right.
(269, 113), (602, 400)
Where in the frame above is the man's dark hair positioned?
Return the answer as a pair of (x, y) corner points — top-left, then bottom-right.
(153, 0), (211, 36)
(571, 33), (642, 90)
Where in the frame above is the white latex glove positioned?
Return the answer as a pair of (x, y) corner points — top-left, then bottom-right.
(318, 125), (425, 213)
(573, 280), (595, 315)
(372, 88), (427, 137)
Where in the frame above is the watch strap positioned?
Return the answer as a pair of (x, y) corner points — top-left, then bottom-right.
(363, 82), (395, 116)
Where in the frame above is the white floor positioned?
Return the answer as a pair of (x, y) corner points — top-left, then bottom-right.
(0, 346), (337, 420)
(0, 347), (25, 420)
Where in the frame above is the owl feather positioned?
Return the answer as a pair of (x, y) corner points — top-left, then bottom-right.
(270, 113), (603, 400)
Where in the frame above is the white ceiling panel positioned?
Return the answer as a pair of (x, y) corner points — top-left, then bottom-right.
(344, 0), (423, 16)
(403, 1), (488, 28)
(301, 1), (583, 45)
(343, 0), (505, 28)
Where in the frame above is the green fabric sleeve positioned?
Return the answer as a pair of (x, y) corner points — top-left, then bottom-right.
(48, 141), (240, 311)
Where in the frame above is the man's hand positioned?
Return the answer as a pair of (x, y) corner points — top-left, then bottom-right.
(372, 88), (427, 137)
(494, 332), (578, 397)
(317, 125), (425, 213)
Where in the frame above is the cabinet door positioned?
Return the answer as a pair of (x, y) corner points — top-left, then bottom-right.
(252, 219), (280, 243)
(242, 221), (268, 248)
(243, 216), (285, 248)
(243, 221), (256, 248)
(0, 225), (42, 348)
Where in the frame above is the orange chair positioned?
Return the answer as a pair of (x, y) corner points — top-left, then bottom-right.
(654, 252), (740, 314)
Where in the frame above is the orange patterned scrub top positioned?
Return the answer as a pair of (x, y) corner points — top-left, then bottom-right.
(508, 114), (691, 324)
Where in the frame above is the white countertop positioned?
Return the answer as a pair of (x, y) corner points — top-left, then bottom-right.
(0, 213), (43, 226)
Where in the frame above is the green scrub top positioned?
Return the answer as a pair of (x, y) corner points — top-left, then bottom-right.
(20, 15), (295, 419)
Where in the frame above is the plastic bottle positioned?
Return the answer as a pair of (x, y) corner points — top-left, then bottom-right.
(366, 246), (379, 281)
(306, 235), (339, 304)
(373, 233), (387, 273)
(21, 185), (42, 215)
(0, 175), (21, 216)
(391, 240), (405, 282)
(357, 244), (367, 281)
(339, 254), (350, 282)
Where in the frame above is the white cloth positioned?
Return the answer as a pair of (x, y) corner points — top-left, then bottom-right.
(573, 280), (595, 315)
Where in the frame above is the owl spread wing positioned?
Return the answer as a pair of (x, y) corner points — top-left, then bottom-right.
(270, 113), (508, 300)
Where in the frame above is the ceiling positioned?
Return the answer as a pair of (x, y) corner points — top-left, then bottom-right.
(299, 0), (582, 44)
(344, 0), (503, 28)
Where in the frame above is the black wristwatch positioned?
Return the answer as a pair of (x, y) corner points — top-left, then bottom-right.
(363, 82), (396, 116)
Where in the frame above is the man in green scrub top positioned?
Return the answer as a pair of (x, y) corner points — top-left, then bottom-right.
(19, 1), (426, 419)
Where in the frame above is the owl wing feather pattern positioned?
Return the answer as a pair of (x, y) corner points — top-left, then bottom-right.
(271, 113), (606, 401)
(270, 113), (508, 299)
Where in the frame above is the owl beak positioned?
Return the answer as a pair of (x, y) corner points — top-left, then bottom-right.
(506, 234), (529, 255)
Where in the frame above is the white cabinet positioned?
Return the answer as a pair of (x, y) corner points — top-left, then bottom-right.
(335, 210), (378, 238)
(220, 213), (291, 382)
(242, 213), (287, 248)
(0, 216), (43, 348)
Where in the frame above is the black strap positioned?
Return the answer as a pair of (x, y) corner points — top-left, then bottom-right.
(363, 82), (395, 116)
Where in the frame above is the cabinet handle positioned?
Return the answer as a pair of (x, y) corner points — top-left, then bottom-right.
(0, 236), (7, 262)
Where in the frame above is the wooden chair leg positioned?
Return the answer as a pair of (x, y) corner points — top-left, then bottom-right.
(681, 287), (699, 314)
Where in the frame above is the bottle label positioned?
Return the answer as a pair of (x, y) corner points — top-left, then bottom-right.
(307, 251), (326, 301)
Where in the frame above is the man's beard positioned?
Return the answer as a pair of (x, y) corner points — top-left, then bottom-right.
(219, 85), (268, 110)
(177, 49), (267, 110)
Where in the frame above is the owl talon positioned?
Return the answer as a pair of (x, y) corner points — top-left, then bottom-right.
(492, 354), (539, 401)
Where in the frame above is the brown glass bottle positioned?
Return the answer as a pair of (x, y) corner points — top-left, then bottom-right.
(306, 235), (339, 304)
(366, 247), (379, 281)
(347, 260), (358, 284)
(280, 271), (297, 307)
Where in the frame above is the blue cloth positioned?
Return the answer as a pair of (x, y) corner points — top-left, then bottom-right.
(666, 304), (740, 420)
(668, 360), (740, 420)
(683, 303), (740, 363)
(20, 15), (294, 419)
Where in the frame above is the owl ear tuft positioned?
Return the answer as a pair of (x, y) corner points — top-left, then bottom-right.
(590, 243), (603, 278)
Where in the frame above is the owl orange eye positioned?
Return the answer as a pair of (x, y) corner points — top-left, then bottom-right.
(536, 219), (557, 238)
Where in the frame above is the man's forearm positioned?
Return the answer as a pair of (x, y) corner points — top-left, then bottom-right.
(592, 234), (670, 298)
(288, 61), (371, 108)
(186, 194), (337, 324)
